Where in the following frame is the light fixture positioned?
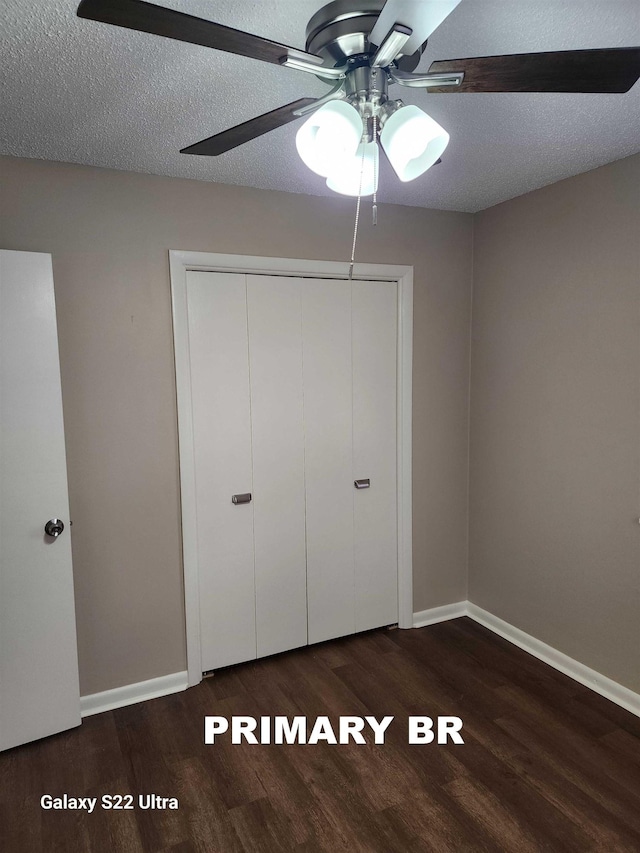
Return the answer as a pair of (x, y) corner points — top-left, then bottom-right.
(380, 104), (449, 182)
(295, 100), (363, 178)
(326, 141), (379, 197)
(295, 91), (448, 197)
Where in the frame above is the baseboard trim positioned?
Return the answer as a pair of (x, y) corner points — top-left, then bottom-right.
(412, 601), (640, 718)
(412, 601), (467, 628)
(465, 603), (640, 718)
(80, 671), (188, 718)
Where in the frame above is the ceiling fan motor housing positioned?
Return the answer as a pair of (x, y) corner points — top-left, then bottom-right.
(306, 0), (425, 71)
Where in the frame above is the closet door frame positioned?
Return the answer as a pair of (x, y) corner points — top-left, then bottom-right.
(170, 250), (413, 688)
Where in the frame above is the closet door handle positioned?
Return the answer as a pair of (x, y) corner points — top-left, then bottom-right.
(232, 493), (252, 504)
(354, 479), (370, 489)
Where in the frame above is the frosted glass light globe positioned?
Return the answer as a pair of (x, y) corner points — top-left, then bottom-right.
(380, 105), (449, 182)
(296, 101), (363, 178)
(326, 141), (379, 197)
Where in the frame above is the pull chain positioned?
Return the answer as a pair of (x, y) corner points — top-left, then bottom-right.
(348, 139), (367, 280)
(372, 111), (378, 226)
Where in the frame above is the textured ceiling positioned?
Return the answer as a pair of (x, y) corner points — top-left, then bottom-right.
(1, 0), (639, 212)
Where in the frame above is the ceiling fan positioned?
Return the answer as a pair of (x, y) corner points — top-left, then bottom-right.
(77, 0), (640, 197)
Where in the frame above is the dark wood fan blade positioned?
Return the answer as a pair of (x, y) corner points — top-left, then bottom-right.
(181, 98), (318, 156)
(428, 47), (640, 93)
(77, 0), (321, 65)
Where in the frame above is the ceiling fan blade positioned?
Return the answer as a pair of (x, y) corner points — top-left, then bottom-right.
(427, 47), (640, 93)
(369, 0), (462, 56)
(77, 0), (322, 66)
(181, 98), (318, 156)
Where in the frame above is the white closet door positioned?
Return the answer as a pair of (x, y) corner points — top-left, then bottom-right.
(186, 271), (256, 670)
(247, 275), (307, 657)
(302, 279), (355, 644)
(352, 280), (398, 631)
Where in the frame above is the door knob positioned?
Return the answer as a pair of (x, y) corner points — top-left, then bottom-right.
(44, 518), (64, 538)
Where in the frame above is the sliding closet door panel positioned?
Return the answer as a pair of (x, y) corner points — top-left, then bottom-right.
(352, 280), (398, 631)
(302, 279), (355, 644)
(247, 275), (307, 657)
(186, 271), (256, 670)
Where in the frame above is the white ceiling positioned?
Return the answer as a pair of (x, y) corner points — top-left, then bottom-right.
(2, 0), (639, 212)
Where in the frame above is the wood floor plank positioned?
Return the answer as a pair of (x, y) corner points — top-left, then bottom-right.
(496, 714), (640, 840)
(40, 808), (92, 853)
(467, 709), (640, 850)
(243, 681), (373, 851)
(332, 661), (467, 789)
(276, 746), (403, 853)
(143, 691), (202, 766)
(115, 703), (192, 850)
(85, 776), (144, 853)
(0, 740), (44, 853)
(599, 726), (640, 765)
(448, 732), (597, 852)
(384, 788), (501, 852)
(205, 668), (248, 702)
(496, 683), (640, 795)
(171, 757), (245, 853)
(195, 695), (269, 811)
(444, 775), (542, 853)
(228, 796), (301, 853)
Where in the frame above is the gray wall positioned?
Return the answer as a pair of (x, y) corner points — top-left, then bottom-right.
(470, 155), (640, 693)
(0, 155), (473, 695)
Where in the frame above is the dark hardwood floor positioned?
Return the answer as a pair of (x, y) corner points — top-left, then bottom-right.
(2, 617), (639, 852)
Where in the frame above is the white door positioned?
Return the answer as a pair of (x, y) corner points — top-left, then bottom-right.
(303, 278), (398, 640)
(352, 280), (398, 631)
(302, 278), (355, 644)
(247, 276), (308, 658)
(184, 271), (398, 671)
(185, 271), (256, 670)
(0, 250), (81, 751)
